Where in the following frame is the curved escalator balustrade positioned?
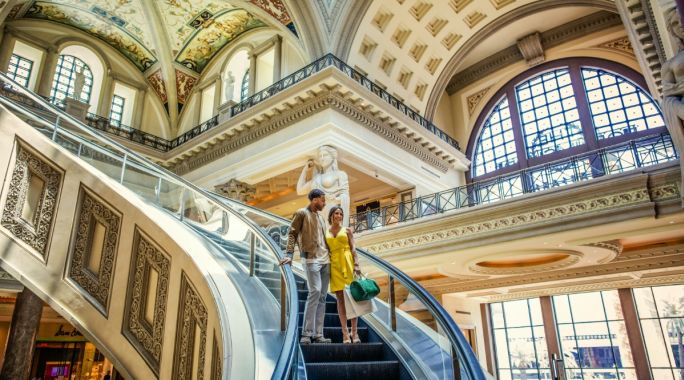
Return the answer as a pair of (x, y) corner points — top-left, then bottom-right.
(0, 73), (299, 380)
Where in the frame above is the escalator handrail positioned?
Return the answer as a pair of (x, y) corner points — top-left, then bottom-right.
(215, 196), (487, 380)
(0, 73), (300, 380)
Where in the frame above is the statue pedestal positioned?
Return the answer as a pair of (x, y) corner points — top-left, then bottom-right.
(64, 97), (90, 122)
(218, 100), (237, 124)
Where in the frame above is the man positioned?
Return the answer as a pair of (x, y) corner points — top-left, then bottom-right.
(279, 188), (332, 344)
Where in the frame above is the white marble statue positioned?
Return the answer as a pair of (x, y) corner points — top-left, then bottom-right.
(297, 145), (351, 227)
(661, 8), (684, 206)
(223, 71), (236, 103)
(72, 67), (86, 101)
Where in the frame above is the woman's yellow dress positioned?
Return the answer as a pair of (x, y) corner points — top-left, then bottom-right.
(326, 228), (355, 292)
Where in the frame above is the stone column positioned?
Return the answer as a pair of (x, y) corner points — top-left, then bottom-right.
(273, 35), (283, 81)
(0, 288), (43, 380)
(133, 87), (146, 129)
(0, 31), (16, 72)
(37, 47), (59, 97)
(248, 53), (257, 95)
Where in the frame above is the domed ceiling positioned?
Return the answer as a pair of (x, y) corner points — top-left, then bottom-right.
(6, 0), (298, 123)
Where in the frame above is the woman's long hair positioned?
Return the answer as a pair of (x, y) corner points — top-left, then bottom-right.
(328, 205), (344, 224)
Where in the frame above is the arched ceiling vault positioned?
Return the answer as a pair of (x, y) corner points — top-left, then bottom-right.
(342, 0), (619, 124)
(5, 0), (306, 132)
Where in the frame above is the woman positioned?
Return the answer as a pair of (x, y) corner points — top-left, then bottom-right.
(326, 206), (361, 343)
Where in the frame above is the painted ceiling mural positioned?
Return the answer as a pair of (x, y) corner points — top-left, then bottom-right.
(23, 1), (157, 71)
(9, 0), (298, 119)
(176, 8), (266, 73)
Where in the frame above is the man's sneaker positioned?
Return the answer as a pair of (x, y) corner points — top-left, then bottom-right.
(312, 336), (331, 343)
(299, 336), (312, 344)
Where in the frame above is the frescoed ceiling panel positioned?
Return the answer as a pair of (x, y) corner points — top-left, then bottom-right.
(176, 8), (266, 73)
(22, 1), (157, 71)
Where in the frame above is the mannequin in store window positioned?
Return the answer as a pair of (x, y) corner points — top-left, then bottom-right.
(296, 145), (350, 227)
(661, 7), (684, 205)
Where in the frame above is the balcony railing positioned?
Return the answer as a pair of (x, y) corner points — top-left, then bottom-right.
(231, 53), (460, 150)
(350, 132), (679, 232)
(2, 54), (458, 153)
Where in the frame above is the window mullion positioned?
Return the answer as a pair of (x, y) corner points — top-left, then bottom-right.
(569, 63), (599, 150)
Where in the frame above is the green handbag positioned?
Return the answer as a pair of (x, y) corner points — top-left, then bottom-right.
(350, 275), (380, 301)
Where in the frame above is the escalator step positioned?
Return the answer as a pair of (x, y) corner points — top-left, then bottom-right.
(305, 361), (400, 380)
(298, 327), (369, 343)
(298, 313), (344, 326)
(301, 342), (384, 362)
(299, 300), (338, 313)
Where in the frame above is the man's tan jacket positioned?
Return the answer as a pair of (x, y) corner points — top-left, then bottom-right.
(286, 207), (325, 259)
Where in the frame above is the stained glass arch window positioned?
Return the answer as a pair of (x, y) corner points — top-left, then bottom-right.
(469, 58), (667, 181)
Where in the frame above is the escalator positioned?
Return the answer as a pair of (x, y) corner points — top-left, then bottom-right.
(0, 73), (299, 379)
(0, 72), (487, 379)
(212, 190), (489, 380)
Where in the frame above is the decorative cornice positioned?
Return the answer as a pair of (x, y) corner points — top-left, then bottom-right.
(584, 239), (623, 258)
(365, 188), (651, 254)
(446, 11), (622, 94)
(482, 274), (684, 302)
(171, 91), (452, 175)
(427, 247), (684, 294)
(467, 251), (582, 275)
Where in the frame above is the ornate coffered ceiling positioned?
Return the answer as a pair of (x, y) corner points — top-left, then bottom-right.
(8, 0), (298, 127)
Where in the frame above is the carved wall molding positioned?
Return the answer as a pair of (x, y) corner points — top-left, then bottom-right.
(583, 239), (623, 259)
(483, 274), (684, 302)
(1, 142), (63, 260)
(649, 182), (680, 202)
(365, 188), (651, 254)
(215, 178), (256, 202)
(123, 227), (170, 376)
(597, 36), (634, 55)
(466, 87), (490, 116)
(171, 90), (452, 175)
(211, 334), (222, 380)
(467, 250), (582, 275)
(446, 11), (622, 94)
(517, 32), (545, 66)
(427, 247), (684, 295)
(67, 185), (121, 316)
(172, 273), (208, 380)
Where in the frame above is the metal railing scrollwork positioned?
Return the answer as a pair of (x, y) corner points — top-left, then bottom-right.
(350, 132), (679, 232)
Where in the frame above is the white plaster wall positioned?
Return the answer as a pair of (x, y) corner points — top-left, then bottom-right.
(112, 82), (136, 127)
(442, 294), (490, 375)
(11, 39), (43, 92)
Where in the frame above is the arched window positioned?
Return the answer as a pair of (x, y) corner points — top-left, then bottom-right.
(50, 55), (93, 104)
(222, 49), (250, 103)
(469, 58), (667, 181)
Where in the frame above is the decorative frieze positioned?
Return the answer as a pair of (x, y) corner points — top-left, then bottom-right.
(67, 185), (121, 315)
(1, 142), (63, 260)
(365, 188), (651, 254)
(171, 91), (453, 175)
(123, 227), (170, 376)
(172, 273), (208, 380)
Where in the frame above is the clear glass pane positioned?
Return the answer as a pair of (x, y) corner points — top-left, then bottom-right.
(640, 318), (672, 368)
(78, 144), (124, 180)
(634, 287), (657, 318)
(504, 300), (531, 327)
(122, 161), (160, 203)
(569, 292), (605, 322)
(553, 295), (572, 324)
(608, 321), (634, 367)
(602, 290), (624, 321)
(494, 329), (511, 369)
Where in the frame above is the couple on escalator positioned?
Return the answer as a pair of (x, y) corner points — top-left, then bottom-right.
(279, 188), (363, 345)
